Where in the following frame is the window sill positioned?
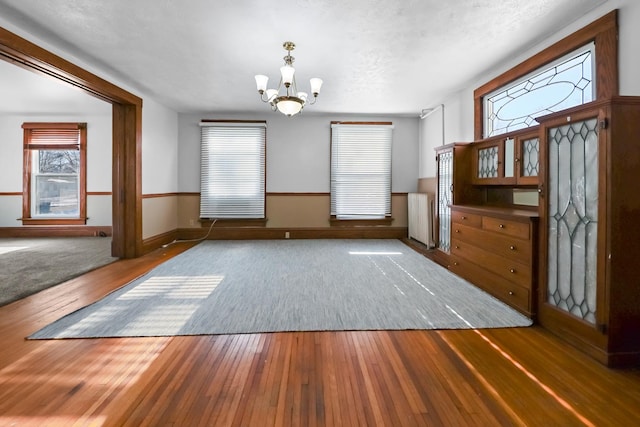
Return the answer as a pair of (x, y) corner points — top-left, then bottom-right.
(330, 217), (394, 227)
(21, 218), (88, 226)
(200, 218), (267, 227)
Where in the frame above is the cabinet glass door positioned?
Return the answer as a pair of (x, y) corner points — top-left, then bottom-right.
(437, 150), (453, 252)
(477, 145), (499, 178)
(546, 118), (599, 324)
(520, 137), (540, 178)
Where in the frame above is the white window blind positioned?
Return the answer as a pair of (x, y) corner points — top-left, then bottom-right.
(330, 123), (393, 219)
(200, 122), (266, 219)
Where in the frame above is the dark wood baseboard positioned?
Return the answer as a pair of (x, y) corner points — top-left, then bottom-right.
(177, 226), (408, 240)
(0, 226), (112, 238)
(402, 238), (451, 268)
(139, 226), (409, 261)
(140, 229), (179, 255)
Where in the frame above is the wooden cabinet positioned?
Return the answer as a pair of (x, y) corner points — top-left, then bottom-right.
(434, 143), (481, 254)
(537, 97), (640, 367)
(471, 128), (540, 186)
(449, 205), (538, 317)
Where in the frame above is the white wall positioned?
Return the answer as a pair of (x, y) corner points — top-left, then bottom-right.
(419, 0), (640, 178)
(141, 98), (180, 238)
(142, 99), (179, 195)
(178, 113), (419, 193)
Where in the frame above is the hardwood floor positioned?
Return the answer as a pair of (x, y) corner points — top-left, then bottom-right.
(1, 242), (639, 426)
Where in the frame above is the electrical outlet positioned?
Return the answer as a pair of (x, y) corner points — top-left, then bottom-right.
(285, 231), (290, 239)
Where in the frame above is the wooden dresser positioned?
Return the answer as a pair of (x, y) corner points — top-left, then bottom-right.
(449, 205), (538, 318)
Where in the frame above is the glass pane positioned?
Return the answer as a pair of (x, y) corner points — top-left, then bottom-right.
(438, 150), (452, 252)
(34, 174), (79, 216)
(478, 146), (499, 178)
(546, 118), (598, 323)
(485, 44), (595, 137)
(521, 137), (540, 177)
(37, 150), (79, 174)
(504, 138), (514, 178)
(32, 149), (80, 217)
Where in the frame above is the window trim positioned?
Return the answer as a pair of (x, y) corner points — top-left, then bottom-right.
(473, 10), (618, 140)
(21, 122), (87, 225)
(330, 121), (394, 223)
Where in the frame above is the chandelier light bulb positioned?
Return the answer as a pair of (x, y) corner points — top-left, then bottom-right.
(280, 65), (295, 87)
(310, 78), (323, 96)
(254, 75), (269, 93)
(265, 89), (278, 103)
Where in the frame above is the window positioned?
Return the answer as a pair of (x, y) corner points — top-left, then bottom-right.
(22, 122), (87, 225)
(199, 121), (266, 219)
(330, 122), (393, 220)
(473, 11), (618, 140)
(484, 43), (595, 137)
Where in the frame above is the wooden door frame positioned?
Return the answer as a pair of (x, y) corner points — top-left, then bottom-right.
(0, 26), (143, 258)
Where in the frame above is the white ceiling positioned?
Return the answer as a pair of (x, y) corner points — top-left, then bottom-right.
(0, 0), (608, 116)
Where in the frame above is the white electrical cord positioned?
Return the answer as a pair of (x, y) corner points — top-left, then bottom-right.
(161, 218), (218, 248)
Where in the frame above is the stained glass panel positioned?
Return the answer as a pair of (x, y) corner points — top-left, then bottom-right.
(485, 43), (595, 138)
(478, 146), (499, 178)
(438, 150), (452, 252)
(547, 118), (598, 324)
(522, 137), (539, 177)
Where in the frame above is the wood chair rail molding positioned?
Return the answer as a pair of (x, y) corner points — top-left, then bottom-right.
(473, 9), (618, 140)
(0, 25), (143, 258)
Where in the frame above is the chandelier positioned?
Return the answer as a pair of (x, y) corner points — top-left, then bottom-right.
(254, 41), (323, 116)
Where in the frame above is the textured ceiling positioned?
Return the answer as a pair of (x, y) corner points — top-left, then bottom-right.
(0, 0), (608, 116)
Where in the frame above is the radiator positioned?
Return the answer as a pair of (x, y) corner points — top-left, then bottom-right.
(408, 192), (435, 248)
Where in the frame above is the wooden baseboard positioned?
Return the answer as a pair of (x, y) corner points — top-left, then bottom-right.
(139, 226), (408, 260)
(140, 229), (179, 255)
(403, 238), (450, 268)
(176, 226), (408, 240)
(0, 226), (112, 238)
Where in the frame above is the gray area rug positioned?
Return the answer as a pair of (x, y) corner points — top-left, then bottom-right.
(29, 239), (532, 339)
(0, 237), (116, 307)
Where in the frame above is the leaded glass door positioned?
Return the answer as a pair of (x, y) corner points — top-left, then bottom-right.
(543, 115), (600, 325)
(515, 130), (540, 185)
(437, 149), (453, 252)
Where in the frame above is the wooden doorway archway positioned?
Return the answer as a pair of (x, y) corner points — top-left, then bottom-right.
(0, 26), (142, 258)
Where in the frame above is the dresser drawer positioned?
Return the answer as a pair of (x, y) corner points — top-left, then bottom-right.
(482, 216), (531, 240)
(450, 256), (531, 315)
(450, 223), (531, 264)
(451, 210), (482, 228)
(451, 241), (531, 288)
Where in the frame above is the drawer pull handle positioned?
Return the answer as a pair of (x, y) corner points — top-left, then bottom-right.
(455, 229), (460, 233)
(455, 245), (460, 249)
(509, 291), (514, 296)
(499, 224), (505, 228)
(510, 268), (516, 273)
(509, 245), (516, 250)
(453, 262), (458, 266)
(462, 216), (467, 220)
